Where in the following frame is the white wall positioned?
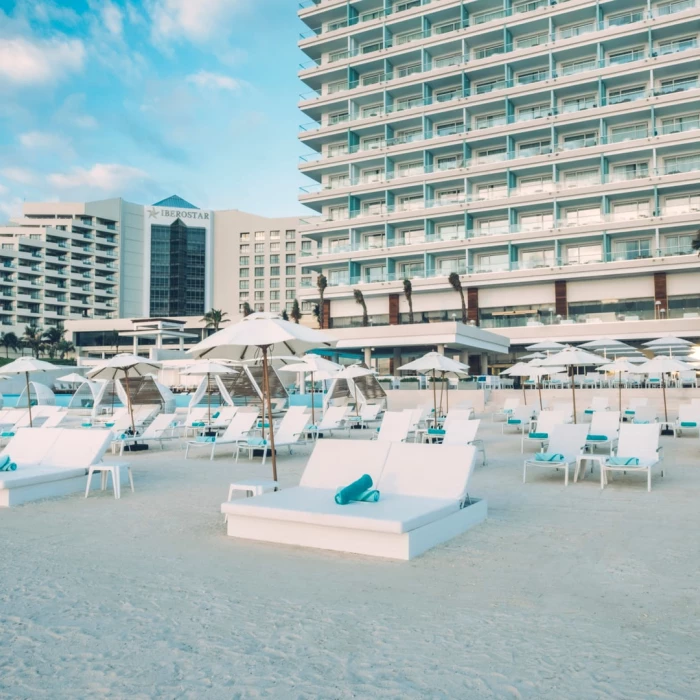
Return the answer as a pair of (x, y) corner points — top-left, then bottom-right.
(667, 272), (699, 296)
(479, 283), (553, 307)
(567, 276), (653, 302)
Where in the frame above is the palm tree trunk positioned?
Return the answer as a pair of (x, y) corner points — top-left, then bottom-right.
(460, 290), (467, 323)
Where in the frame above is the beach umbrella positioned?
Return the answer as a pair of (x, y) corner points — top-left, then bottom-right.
(525, 340), (568, 355)
(180, 360), (237, 429)
(57, 372), (88, 385)
(635, 356), (692, 425)
(331, 363), (377, 417)
(189, 312), (334, 481)
(540, 348), (607, 423)
(520, 351), (547, 360)
(279, 354), (341, 426)
(502, 362), (565, 410)
(578, 338), (638, 359)
(0, 357), (56, 427)
(643, 336), (693, 358)
(87, 354), (162, 437)
(598, 358), (643, 412)
(398, 352), (469, 418)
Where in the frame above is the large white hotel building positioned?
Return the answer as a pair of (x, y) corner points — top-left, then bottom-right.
(295, 0), (700, 358)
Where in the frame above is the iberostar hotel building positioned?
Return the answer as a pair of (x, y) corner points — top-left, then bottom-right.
(295, 0), (700, 355)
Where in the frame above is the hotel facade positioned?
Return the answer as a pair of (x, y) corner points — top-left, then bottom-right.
(295, 0), (700, 354)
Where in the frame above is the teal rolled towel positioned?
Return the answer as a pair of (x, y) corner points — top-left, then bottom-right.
(0, 454), (9, 470)
(427, 428), (445, 435)
(528, 432), (548, 439)
(607, 456), (640, 466)
(81, 422), (92, 428)
(507, 418), (522, 425)
(212, 411), (220, 419)
(534, 452), (565, 462)
(1, 431), (14, 438)
(105, 422), (114, 428)
(196, 435), (215, 443)
(355, 488), (380, 503)
(584, 409), (594, 414)
(192, 421), (205, 427)
(247, 437), (267, 446)
(680, 421), (697, 427)
(587, 434), (608, 441)
(1, 462), (17, 471)
(335, 474), (373, 505)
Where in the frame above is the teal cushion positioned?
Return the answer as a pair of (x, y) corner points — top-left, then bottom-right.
(212, 411), (220, 419)
(587, 434), (608, 441)
(507, 418), (522, 424)
(0, 454), (9, 469)
(192, 421), (205, 427)
(1, 431), (15, 438)
(247, 437), (267, 446)
(427, 428), (445, 435)
(624, 410), (635, 415)
(607, 456), (640, 466)
(196, 435), (215, 443)
(680, 421), (697, 427)
(534, 452), (565, 462)
(584, 409), (595, 414)
(528, 432), (548, 439)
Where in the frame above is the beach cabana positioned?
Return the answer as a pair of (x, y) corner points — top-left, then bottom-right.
(16, 381), (56, 408)
(67, 379), (102, 410)
(324, 367), (387, 414)
(91, 374), (174, 420)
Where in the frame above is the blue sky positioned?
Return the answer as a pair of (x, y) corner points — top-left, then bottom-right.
(0, 0), (309, 219)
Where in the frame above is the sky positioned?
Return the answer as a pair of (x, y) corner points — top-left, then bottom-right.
(0, 0), (310, 220)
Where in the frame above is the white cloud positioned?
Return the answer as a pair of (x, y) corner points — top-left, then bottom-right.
(102, 2), (124, 37)
(48, 163), (149, 192)
(149, 0), (247, 45)
(0, 197), (23, 222)
(75, 114), (98, 129)
(0, 36), (85, 85)
(0, 184), (8, 196)
(186, 71), (244, 91)
(19, 131), (64, 149)
(0, 167), (36, 185)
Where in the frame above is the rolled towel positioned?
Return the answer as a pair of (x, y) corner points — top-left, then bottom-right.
(354, 488), (380, 503)
(192, 421), (205, 427)
(607, 456), (640, 466)
(335, 474), (373, 505)
(1, 431), (14, 438)
(212, 411), (221, 419)
(586, 434), (608, 441)
(427, 428), (445, 435)
(81, 422), (92, 428)
(0, 454), (9, 469)
(196, 435), (215, 443)
(680, 421), (697, 427)
(105, 422), (114, 428)
(507, 418), (522, 425)
(247, 437), (267, 446)
(584, 409), (595, 414)
(528, 432), (548, 439)
(534, 452), (565, 462)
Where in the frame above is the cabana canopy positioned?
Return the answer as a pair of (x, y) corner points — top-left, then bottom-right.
(92, 376), (175, 417)
(67, 379), (102, 410)
(17, 381), (56, 407)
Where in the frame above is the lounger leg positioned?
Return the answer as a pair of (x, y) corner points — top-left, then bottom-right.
(128, 467), (134, 493)
(565, 463), (569, 487)
(261, 447), (267, 466)
(600, 466), (605, 490)
(648, 468), (651, 492)
(101, 471), (107, 491)
(210, 444), (215, 461)
(185, 444), (190, 459)
(235, 444), (240, 463)
(523, 462), (527, 483)
(85, 468), (93, 498)
(112, 468), (120, 499)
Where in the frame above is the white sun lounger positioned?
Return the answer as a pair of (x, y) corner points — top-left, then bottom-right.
(374, 410), (413, 443)
(186, 411), (259, 460)
(221, 439), (487, 560)
(235, 410), (309, 466)
(523, 424), (589, 486)
(520, 410), (568, 453)
(492, 398), (520, 422)
(584, 411), (621, 454)
(502, 405), (535, 434)
(113, 413), (182, 455)
(345, 403), (383, 429)
(601, 424), (663, 492)
(584, 397), (609, 416)
(623, 397), (648, 420)
(0, 428), (125, 507)
(311, 405), (348, 439)
(442, 419), (487, 465)
(674, 405), (700, 437)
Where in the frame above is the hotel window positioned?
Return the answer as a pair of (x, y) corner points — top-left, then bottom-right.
(301, 240), (311, 251)
(363, 264), (386, 282)
(610, 123), (648, 142)
(433, 19), (461, 35)
(562, 131), (597, 150)
(328, 236), (349, 252)
(270, 278), (280, 288)
(664, 154), (700, 174)
(476, 183), (507, 200)
(328, 174), (349, 189)
(269, 254), (280, 264)
(520, 248), (554, 268)
(514, 0), (547, 12)
(255, 267), (265, 277)
(476, 252), (509, 272)
(269, 242), (281, 253)
(239, 291), (249, 300)
(607, 85), (646, 105)
(397, 194), (424, 211)
(435, 120), (463, 136)
(611, 161), (649, 181)
(328, 205), (349, 221)
(436, 257), (463, 274)
(240, 232), (250, 241)
(434, 87), (461, 103)
(516, 32), (548, 49)
(474, 8), (503, 24)
(254, 303), (265, 312)
(518, 139), (551, 157)
(436, 187), (464, 204)
(239, 244), (250, 253)
(395, 62), (421, 77)
(286, 278), (296, 289)
(398, 160), (423, 177)
(239, 256), (249, 265)
(270, 290), (280, 300)
(269, 302), (280, 312)
(520, 212), (554, 231)
(607, 9), (644, 25)
(436, 154), (462, 171)
(239, 280), (249, 289)
(270, 230), (280, 240)
(559, 20), (595, 39)
(326, 142), (349, 157)
(361, 167), (385, 183)
(361, 103), (384, 119)
(362, 199), (386, 216)
(661, 114), (700, 134)
(396, 228), (424, 245)
(608, 47), (644, 65)
(286, 254), (296, 263)
(270, 266), (280, 276)
(328, 269), (348, 285)
(475, 112), (506, 130)
(659, 75), (698, 94)
(476, 146), (506, 164)
(475, 78), (503, 94)
(664, 193), (700, 213)
(301, 279), (311, 288)
(664, 234), (693, 254)
(394, 94), (423, 111)
(286, 290), (296, 300)
(286, 266), (296, 275)
(400, 261), (424, 277)
(328, 110), (349, 125)
(361, 71), (384, 86)
(395, 28), (424, 46)
(254, 243), (264, 253)
(518, 175), (553, 194)
(565, 243), (602, 264)
(239, 268), (249, 277)
(394, 127), (422, 144)
(612, 238), (652, 260)
(473, 43), (504, 59)
(433, 52), (462, 68)
(254, 255), (264, 264)
(658, 36), (697, 54)
(476, 217), (509, 235)
(517, 68), (548, 85)
(361, 135), (385, 150)
(612, 200), (652, 220)
(394, 0), (420, 12)
(563, 206), (602, 225)
(361, 40), (384, 54)
(327, 79), (348, 95)
(561, 94), (597, 112)
(255, 231), (265, 240)
(560, 57), (597, 76)
(516, 104), (550, 121)
(562, 169), (599, 187)
(436, 222), (464, 239)
(285, 242), (295, 251)
(363, 232), (385, 249)
(254, 291), (265, 301)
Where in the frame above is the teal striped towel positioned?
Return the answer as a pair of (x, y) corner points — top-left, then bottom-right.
(534, 452), (565, 462)
(528, 432), (548, 439)
(355, 489), (380, 503)
(212, 411), (220, 419)
(680, 422), (697, 427)
(247, 437), (267, 446)
(196, 435), (215, 443)
(192, 421), (205, 427)
(587, 434), (608, 441)
(0, 455), (16, 471)
(335, 474), (373, 505)
(427, 428), (445, 435)
(624, 410), (636, 415)
(1, 431), (15, 438)
(607, 456), (640, 466)
(507, 418), (522, 425)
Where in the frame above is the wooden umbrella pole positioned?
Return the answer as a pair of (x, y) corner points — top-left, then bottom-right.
(570, 365), (577, 424)
(432, 369), (437, 423)
(25, 372), (33, 427)
(438, 373), (444, 416)
(538, 381), (543, 411)
(124, 369), (136, 435)
(207, 372), (212, 428)
(310, 371), (315, 427)
(618, 371), (622, 412)
(354, 382), (360, 417)
(445, 372), (449, 413)
(662, 372), (668, 424)
(262, 346), (278, 482)
(260, 363), (266, 442)
(522, 381), (527, 406)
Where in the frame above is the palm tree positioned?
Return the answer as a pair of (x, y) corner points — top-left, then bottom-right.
(403, 279), (414, 324)
(242, 302), (252, 317)
(42, 326), (64, 359)
(201, 308), (229, 335)
(0, 331), (18, 358)
(448, 272), (467, 324)
(353, 288), (369, 326)
(55, 339), (75, 360)
(22, 324), (45, 358)
(317, 274), (328, 328)
(312, 303), (321, 327)
(108, 330), (120, 355)
(290, 298), (302, 324)
(692, 230), (700, 256)
(281, 309), (289, 321)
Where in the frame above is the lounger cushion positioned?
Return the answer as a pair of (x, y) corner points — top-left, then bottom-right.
(300, 440), (389, 489)
(222, 487), (458, 534)
(0, 466), (86, 489)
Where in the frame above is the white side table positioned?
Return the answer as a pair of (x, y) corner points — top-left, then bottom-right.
(574, 454), (605, 483)
(85, 464), (134, 499)
(225, 479), (279, 522)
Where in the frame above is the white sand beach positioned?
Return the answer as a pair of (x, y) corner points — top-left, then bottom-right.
(2, 413), (700, 698)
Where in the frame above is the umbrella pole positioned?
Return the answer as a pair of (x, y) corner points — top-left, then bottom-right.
(310, 371), (315, 427)
(662, 372), (668, 424)
(432, 369), (437, 423)
(207, 372), (212, 429)
(262, 346), (277, 482)
(124, 369), (136, 436)
(618, 371), (622, 413)
(522, 381), (527, 406)
(439, 372), (445, 416)
(538, 381), (543, 411)
(570, 366), (577, 424)
(25, 372), (33, 427)
(445, 372), (449, 413)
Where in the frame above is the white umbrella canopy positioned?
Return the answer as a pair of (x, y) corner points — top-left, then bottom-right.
(181, 360), (237, 427)
(635, 356), (692, 424)
(525, 340), (568, 353)
(398, 352), (469, 417)
(87, 354), (162, 435)
(520, 351), (547, 360)
(330, 363), (377, 417)
(0, 357), (56, 427)
(643, 336), (693, 357)
(57, 372), (88, 384)
(540, 348), (607, 423)
(188, 312), (335, 481)
(502, 362), (565, 409)
(598, 358), (645, 411)
(578, 338), (639, 358)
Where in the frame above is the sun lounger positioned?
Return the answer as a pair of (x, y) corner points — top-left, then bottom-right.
(522, 424), (589, 486)
(187, 411), (259, 460)
(674, 405), (700, 437)
(584, 411), (621, 454)
(502, 406), (535, 434)
(221, 439), (487, 560)
(235, 410), (309, 466)
(584, 397), (609, 416)
(442, 419), (487, 465)
(309, 405), (348, 439)
(113, 413), (183, 455)
(345, 403), (383, 429)
(601, 424), (663, 492)
(374, 411), (413, 443)
(0, 428), (125, 507)
(520, 410), (568, 453)
(623, 397), (648, 420)
(492, 398), (520, 422)
(631, 407), (658, 424)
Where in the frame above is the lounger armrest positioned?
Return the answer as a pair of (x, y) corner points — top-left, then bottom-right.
(657, 445), (664, 460)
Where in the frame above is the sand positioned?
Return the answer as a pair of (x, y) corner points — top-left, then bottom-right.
(1, 414), (700, 698)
